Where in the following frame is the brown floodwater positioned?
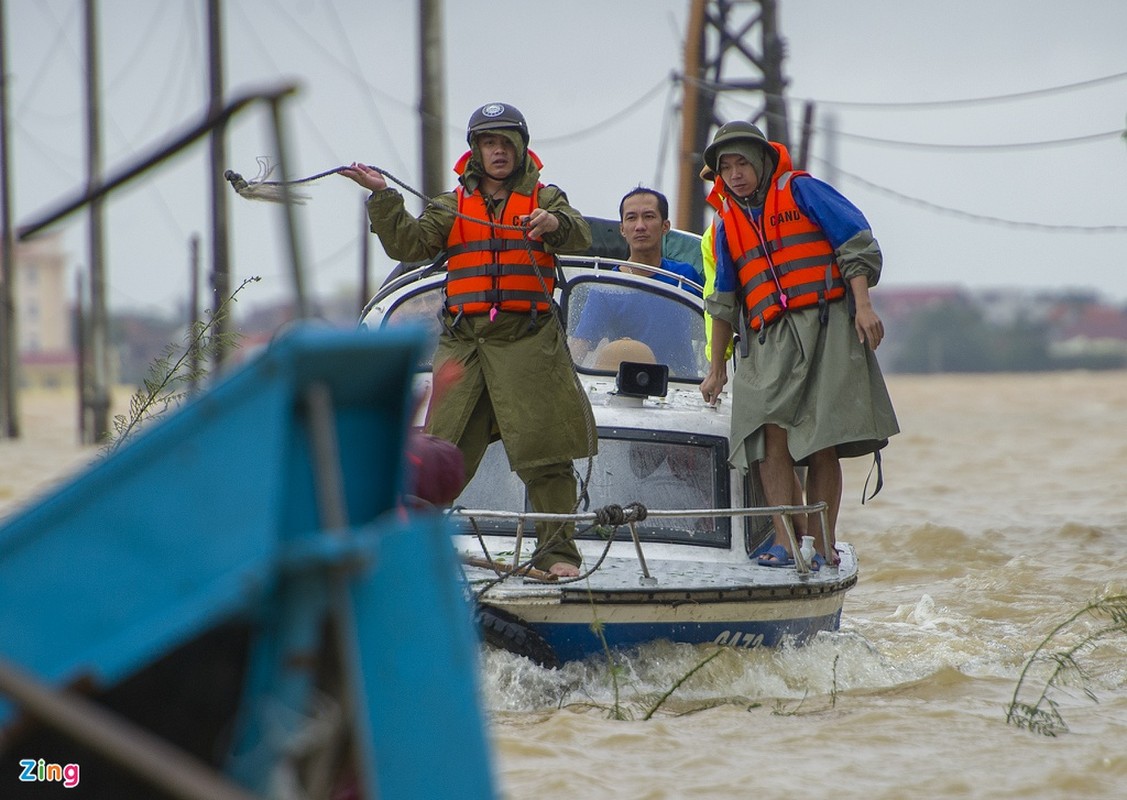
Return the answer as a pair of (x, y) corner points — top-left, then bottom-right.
(3, 373), (1125, 799)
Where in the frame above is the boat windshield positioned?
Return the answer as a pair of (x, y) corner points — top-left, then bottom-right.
(378, 284), (445, 368)
(563, 277), (708, 382)
(455, 431), (731, 548)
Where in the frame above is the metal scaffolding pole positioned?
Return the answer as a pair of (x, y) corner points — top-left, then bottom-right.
(675, 0), (792, 233)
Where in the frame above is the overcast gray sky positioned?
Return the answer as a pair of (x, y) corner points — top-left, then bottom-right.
(8, 0), (1127, 315)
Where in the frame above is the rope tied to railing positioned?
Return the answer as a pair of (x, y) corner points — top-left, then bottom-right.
(593, 501), (648, 527)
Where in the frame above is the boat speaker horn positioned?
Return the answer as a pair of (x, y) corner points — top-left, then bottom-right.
(616, 361), (668, 398)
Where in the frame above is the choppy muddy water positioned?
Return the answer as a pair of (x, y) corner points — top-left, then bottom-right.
(3, 373), (1126, 799)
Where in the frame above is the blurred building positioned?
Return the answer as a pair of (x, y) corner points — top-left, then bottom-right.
(14, 232), (77, 389)
(1048, 302), (1127, 363)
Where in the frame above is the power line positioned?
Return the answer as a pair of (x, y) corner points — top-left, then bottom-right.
(265, 0), (411, 176)
(228, 2), (341, 161)
(12, 119), (82, 172)
(717, 94), (1126, 153)
(794, 69), (1127, 111)
(321, 0), (409, 174)
(653, 79), (679, 188)
(821, 128), (1125, 153)
(13, 2), (82, 117)
(127, 4), (201, 141)
(815, 157), (1127, 233)
(535, 76), (671, 145)
(101, 2), (173, 96)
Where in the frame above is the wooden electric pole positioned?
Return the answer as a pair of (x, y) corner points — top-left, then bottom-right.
(418, 0), (446, 201)
(207, 0), (231, 367)
(187, 234), (201, 396)
(84, 0), (111, 442)
(0, 0), (19, 438)
(675, 0), (792, 233)
(75, 271), (87, 443)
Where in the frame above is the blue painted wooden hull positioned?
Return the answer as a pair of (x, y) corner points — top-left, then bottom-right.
(0, 327), (497, 799)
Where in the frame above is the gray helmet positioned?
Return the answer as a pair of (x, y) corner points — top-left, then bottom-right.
(702, 120), (769, 172)
(466, 102), (529, 145)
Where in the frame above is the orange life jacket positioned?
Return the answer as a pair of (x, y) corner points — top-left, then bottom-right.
(443, 163), (557, 317)
(715, 170), (846, 333)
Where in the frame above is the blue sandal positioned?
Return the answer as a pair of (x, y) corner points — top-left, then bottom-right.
(804, 552), (825, 572)
(756, 544), (794, 568)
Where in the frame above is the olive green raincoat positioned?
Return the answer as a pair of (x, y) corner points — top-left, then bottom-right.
(707, 232), (900, 471)
(365, 135), (597, 472)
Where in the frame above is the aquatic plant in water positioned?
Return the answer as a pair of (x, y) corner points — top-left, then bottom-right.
(1006, 593), (1127, 736)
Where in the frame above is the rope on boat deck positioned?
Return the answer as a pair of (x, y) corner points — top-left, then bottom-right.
(462, 502), (650, 594)
(593, 502), (647, 526)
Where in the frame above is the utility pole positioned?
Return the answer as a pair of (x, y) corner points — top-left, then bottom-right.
(676, 0), (712, 234)
(418, 0), (446, 201)
(795, 100), (814, 172)
(207, 0), (231, 367)
(358, 202), (370, 315)
(675, 0), (792, 232)
(0, 0), (19, 438)
(187, 234), (201, 396)
(84, 0), (111, 442)
(75, 271), (87, 443)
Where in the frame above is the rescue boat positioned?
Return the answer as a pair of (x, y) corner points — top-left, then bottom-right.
(360, 219), (859, 667)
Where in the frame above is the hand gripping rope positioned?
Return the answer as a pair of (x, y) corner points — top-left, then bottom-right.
(225, 159), (603, 582)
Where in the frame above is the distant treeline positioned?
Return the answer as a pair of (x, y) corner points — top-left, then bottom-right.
(107, 294), (1127, 384)
(881, 300), (1127, 374)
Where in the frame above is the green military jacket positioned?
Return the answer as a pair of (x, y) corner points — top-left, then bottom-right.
(366, 146), (597, 471)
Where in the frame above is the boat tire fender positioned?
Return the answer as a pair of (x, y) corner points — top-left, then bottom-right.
(475, 603), (559, 670)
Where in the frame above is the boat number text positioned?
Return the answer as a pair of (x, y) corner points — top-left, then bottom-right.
(713, 630), (764, 649)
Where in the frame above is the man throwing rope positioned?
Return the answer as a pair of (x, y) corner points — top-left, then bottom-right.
(341, 102), (595, 578)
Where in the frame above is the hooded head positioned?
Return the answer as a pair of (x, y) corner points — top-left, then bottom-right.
(702, 120), (778, 207)
(465, 102), (528, 179)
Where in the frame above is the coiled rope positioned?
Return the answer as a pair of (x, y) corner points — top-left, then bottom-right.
(463, 500), (650, 589)
(225, 158), (539, 235)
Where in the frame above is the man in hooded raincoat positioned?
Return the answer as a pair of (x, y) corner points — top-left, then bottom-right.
(698, 121), (899, 568)
(341, 102), (596, 577)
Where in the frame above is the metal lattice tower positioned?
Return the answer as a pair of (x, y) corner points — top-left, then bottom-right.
(675, 0), (791, 232)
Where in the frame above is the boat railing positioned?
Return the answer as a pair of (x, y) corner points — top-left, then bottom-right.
(452, 501), (832, 582)
(361, 253), (705, 324)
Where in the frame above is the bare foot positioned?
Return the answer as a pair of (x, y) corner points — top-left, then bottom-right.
(548, 562), (580, 578)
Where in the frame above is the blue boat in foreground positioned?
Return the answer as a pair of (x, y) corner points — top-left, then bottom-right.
(0, 327), (496, 799)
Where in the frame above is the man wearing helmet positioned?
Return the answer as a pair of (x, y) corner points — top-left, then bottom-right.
(698, 121), (899, 569)
(341, 102), (594, 578)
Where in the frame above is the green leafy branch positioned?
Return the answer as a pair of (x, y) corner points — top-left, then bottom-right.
(641, 648), (725, 720)
(770, 654), (840, 717)
(106, 276), (260, 452)
(1006, 593), (1127, 737)
(569, 583), (728, 721)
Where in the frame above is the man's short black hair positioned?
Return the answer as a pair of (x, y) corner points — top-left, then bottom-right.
(618, 185), (670, 222)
